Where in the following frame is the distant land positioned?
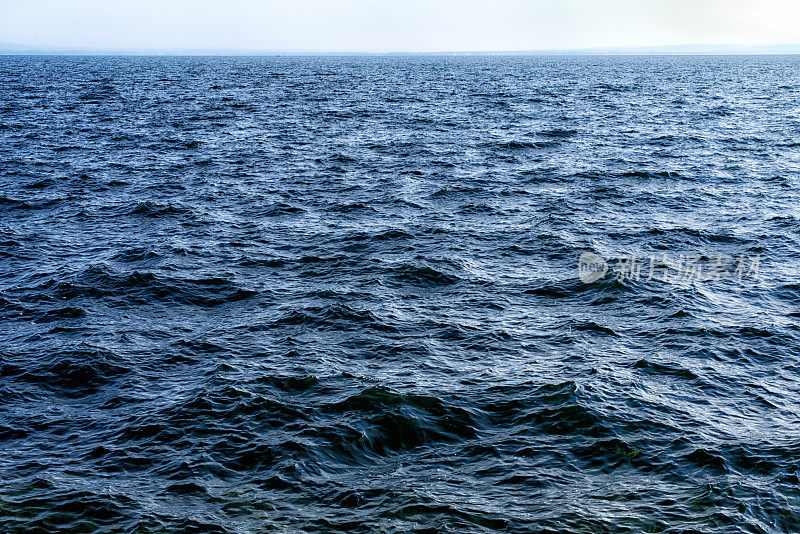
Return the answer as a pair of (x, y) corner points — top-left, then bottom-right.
(2, 42), (800, 56)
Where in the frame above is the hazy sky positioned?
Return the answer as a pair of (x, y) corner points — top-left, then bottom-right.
(2, 0), (799, 52)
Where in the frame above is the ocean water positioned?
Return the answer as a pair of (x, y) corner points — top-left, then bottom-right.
(1, 55), (800, 533)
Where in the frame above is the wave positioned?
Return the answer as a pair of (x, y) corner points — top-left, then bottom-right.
(1, 348), (130, 397)
(267, 303), (396, 332)
(35, 266), (257, 308)
(485, 140), (560, 150)
(386, 263), (461, 287)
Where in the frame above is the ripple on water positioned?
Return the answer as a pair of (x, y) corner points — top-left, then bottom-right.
(1, 55), (800, 533)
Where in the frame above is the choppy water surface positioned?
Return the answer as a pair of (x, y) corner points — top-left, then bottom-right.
(2, 55), (800, 533)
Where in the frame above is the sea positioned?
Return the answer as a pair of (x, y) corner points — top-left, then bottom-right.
(1, 55), (800, 533)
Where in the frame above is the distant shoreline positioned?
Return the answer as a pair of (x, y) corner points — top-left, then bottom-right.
(3, 43), (800, 57)
(4, 53), (800, 57)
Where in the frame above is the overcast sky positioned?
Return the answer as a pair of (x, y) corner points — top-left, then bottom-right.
(1, 0), (799, 52)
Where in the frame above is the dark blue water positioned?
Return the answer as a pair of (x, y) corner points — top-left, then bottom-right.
(1, 55), (800, 533)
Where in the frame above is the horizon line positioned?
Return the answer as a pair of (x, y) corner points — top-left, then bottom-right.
(4, 42), (800, 56)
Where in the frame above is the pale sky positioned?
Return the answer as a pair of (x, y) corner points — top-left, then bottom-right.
(1, 0), (799, 52)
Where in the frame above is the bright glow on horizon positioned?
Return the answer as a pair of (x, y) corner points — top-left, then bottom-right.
(1, 0), (800, 52)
